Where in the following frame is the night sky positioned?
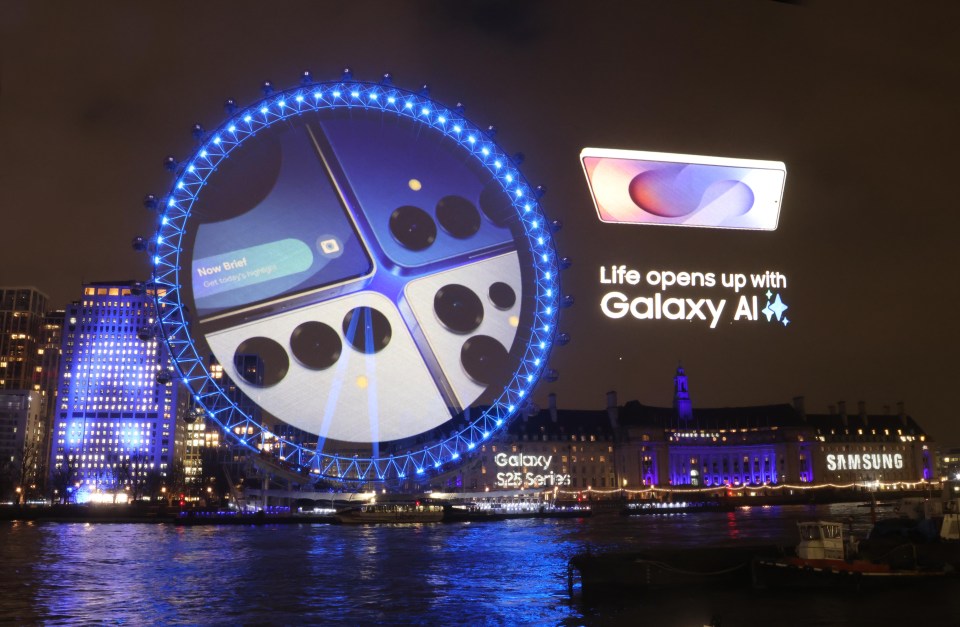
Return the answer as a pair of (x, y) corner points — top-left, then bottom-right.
(2, 1), (959, 444)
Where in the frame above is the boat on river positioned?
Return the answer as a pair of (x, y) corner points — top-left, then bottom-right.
(751, 519), (959, 589)
(569, 545), (775, 600)
(444, 502), (592, 522)
(621, 500), (734, 516)
(334, 502), (445, 524)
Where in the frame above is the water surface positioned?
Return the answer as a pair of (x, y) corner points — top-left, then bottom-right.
(1, 503), (957, 626)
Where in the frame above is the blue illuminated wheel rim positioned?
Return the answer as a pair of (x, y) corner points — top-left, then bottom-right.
(151, 76), (560, 482)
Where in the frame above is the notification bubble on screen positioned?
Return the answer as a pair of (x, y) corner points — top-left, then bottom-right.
(192, 239), (314, 300)
(581, 148), (786, 231)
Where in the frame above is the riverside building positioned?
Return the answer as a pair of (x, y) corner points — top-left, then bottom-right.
(0, 287), (48, 393)
(0, 288), (66, 491)
(462, 395), (618, 492)
(36, 309), (66, 489)
(48, 281), (185, 500)
(0, 390), (45, 500)
(454, 366), (935, 493)
(942, 449), (960, 482)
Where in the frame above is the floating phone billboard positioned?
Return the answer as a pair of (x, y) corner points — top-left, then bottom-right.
(581, 148), (786, 231)
(582, 147), (793, 330)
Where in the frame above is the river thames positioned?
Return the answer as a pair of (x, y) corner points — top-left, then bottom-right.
(2, 503), (958, 626)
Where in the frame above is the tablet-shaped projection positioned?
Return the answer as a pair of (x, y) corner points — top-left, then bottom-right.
(581, 148), (786, 231)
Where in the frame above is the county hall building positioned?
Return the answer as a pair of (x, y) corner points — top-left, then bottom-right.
(455, 367), (935, 493)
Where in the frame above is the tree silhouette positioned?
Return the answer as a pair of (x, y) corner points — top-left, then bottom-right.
(50, 458), (77, 504)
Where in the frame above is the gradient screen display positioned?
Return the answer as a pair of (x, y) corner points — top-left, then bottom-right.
(581, 148), (786, 231)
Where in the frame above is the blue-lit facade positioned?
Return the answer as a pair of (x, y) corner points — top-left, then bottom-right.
(49, 281), (183, 497)
(615, 371), (932, 489)
(452, 367), (934, 493)
(616, 369), (815, 488)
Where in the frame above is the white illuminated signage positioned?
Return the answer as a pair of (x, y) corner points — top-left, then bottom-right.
(494, 452), (571, 488)
(826, 453), (904, 472)
(598, 265), (792, 329)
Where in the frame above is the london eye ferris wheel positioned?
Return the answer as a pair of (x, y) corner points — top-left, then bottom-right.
(139, 70), (567, 485)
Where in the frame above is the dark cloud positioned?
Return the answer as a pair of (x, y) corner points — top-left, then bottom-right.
(421, 0), (548, 45)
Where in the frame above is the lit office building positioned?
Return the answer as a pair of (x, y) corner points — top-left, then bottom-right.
(0, 287), (48, 393)
(941, 449), (960, 482)
(36, 309), (65, 483)
(0, 390), (44, 500)
(49, 281), (184, 499)
(181, 357), (257, 489)
(1, 288), (52, 493)
(183, 411), (221, 486)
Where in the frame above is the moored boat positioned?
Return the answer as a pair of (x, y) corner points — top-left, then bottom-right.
(444, 502), (592, 522)
(622, 500), (734, 516)
(334, 502), (444, 524)
(752, 520), (958, 589)
(568, 545), (776, 600)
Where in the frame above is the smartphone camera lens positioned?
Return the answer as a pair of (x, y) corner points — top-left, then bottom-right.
(460, 335), (508, 386)
(290, 321), (342, 370)
(488, 282), (516, 310)
(434, 284), (484, 334)
(342, 306), (392, 354)
(233, 336), (289, 387)
(390, 205), (437, 251)
(479, 181), (514, 228)
(435, 195), (481, 239)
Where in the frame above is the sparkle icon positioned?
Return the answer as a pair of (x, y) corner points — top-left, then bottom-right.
(769, 294), (788, 321)
(762, 302), (774, 321)
(762, 293), (789, 324)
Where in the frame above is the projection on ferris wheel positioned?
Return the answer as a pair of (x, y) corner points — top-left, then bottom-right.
(144, 71), (565, 483)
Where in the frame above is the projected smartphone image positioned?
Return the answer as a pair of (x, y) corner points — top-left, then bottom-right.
(185, 111), (531, 445)
(581, 148), (786, 231)
(318, 112), (517, 271)
(192, 123), (374, 322)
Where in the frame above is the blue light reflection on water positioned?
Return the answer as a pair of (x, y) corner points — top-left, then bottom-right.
(1, 504), (958, 626)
